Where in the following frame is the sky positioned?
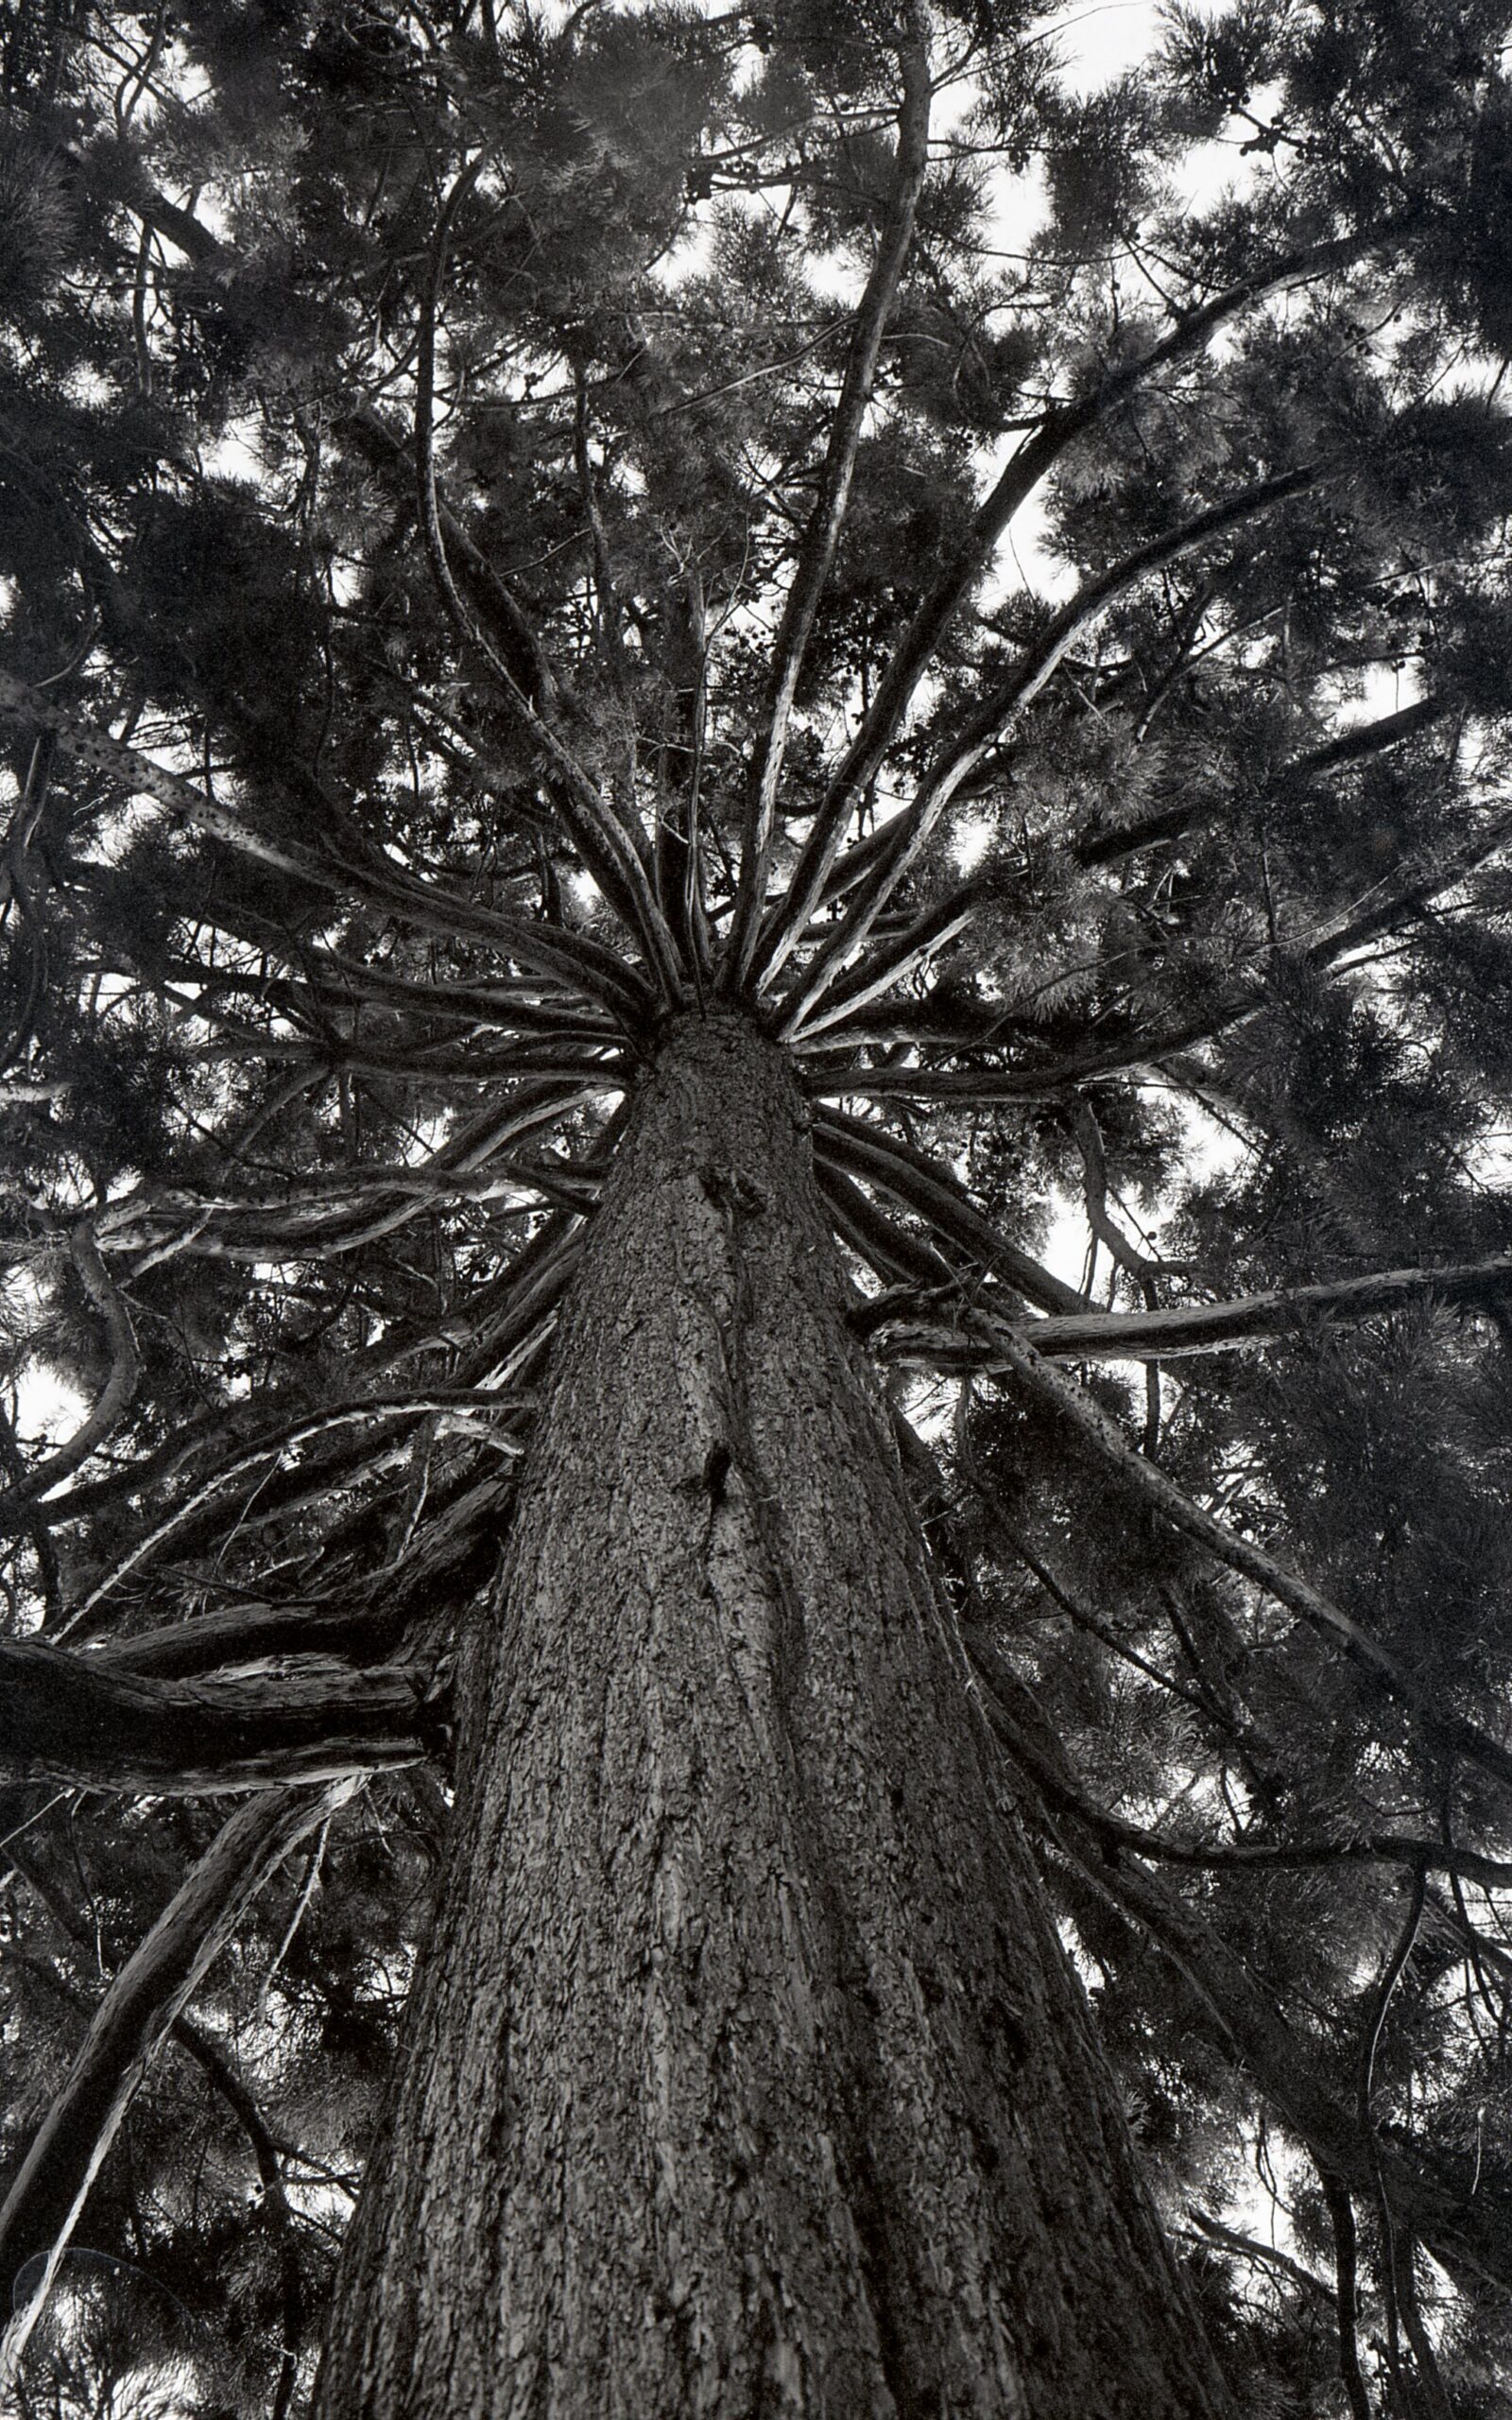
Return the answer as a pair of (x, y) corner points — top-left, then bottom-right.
(9, 2), (1330, 2369)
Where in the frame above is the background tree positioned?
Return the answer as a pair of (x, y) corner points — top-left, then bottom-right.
(1, 0), (1512, 2411)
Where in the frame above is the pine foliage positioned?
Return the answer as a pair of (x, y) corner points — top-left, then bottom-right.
(2, 2), (1512, 2410)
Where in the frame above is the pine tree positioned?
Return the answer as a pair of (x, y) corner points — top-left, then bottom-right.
(2, 1), (1512, 2411)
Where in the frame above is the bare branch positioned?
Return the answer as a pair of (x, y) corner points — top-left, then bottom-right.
(874, 1253), (1512, 1365)
(813, 1108), (1091, 1314)
(725, 11), (933, 981)
(0, 1786), (348, 2383)
(0, 1637), (429, 1793)
(0, 1232), (139, 1519)
(980, 1321), (1512, 1801)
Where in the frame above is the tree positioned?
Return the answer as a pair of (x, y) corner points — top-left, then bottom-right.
(1, 0), (1511, 2410)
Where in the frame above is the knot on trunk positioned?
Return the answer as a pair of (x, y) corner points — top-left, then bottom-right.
(697, 1164), (766, 1220)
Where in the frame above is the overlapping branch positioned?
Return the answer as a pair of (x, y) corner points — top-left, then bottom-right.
(748, 220), (1409, 989)
(776, 466), (1316, 1029)
(0, 1637), (428, 1793)
(0, 1785), (349, 2384)
(979, 1321), (1512, 1801)
(414, 161), (687, 1006)
(0, 1232), (138, 1521)
(866, 1253), (1512, 1363)
(813, 1106), (1089, 1314)
(725, 9), (933, 981)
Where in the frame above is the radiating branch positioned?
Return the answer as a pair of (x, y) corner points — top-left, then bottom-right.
(414, 162), (687, 1005)
(776, 467), (1315, 1027)
(813, 1107), (1091, 1314)
(0, 1637), (430, 1793)
(751, 221), (1405, 985)
(782, 882), (985, 1043)
(725, 10), (933, 982)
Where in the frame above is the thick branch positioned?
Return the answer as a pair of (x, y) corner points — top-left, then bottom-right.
(874, 1253), (1512, 1364)
(0, 1232), (138, 1518)
(96, 1600), (409, 1681)
(816, 1158), (961, 1292)
(813, 1108), (1091, 1314)
(0, 1638), (429, 1792)
(1074, 694), (1453, 870)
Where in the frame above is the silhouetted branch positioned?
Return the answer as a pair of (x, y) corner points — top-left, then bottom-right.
(726, 10), (932, 981)
(0, 1786), (347, 2383)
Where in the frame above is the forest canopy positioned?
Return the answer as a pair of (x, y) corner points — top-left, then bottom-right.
(3, 0), (1512, 2412)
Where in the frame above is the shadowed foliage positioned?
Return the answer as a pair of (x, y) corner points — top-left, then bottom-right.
(1, 1), (1512, 2411)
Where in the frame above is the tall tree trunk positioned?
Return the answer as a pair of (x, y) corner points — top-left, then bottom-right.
(315, 1011), (1231, 2418)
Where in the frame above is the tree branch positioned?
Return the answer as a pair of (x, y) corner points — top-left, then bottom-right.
(0, 670), (333, 883)
(872, 1252), (1512, 1364)
(782, 881), (985, 1043)
(970, 1638), (1512, 2294)
(812, 1107), (1091, 1314)
(0, 1231), (138, 1520)
(725, 10), (933, 982)
(775, 467), (1315, 1026)
(0, 1785), (347, 2384)
(0, 1637), (429, 1793)
(978, 1321), (1512, 1801)
(413, 162), (687, 1005)
(750, 221), (1404, 985)
(1074, 693), (1453, 870)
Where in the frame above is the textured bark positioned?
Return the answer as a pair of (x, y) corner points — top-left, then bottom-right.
(874, 1254), (1512, 1365)
(315, 1011), (1232, 2419)
(0, 1637), (426, 1791)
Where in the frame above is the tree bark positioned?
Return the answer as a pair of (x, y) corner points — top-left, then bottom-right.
(0, 1638), (426, 1792)
(871, 1253), (1512, 1365)
(315, 1011), (1232, 2418)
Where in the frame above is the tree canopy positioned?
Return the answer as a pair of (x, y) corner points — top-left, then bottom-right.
(2, 0), (1512, 2410)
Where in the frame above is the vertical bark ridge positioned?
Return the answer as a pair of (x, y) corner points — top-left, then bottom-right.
(316, 1011), (1231, 2418)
